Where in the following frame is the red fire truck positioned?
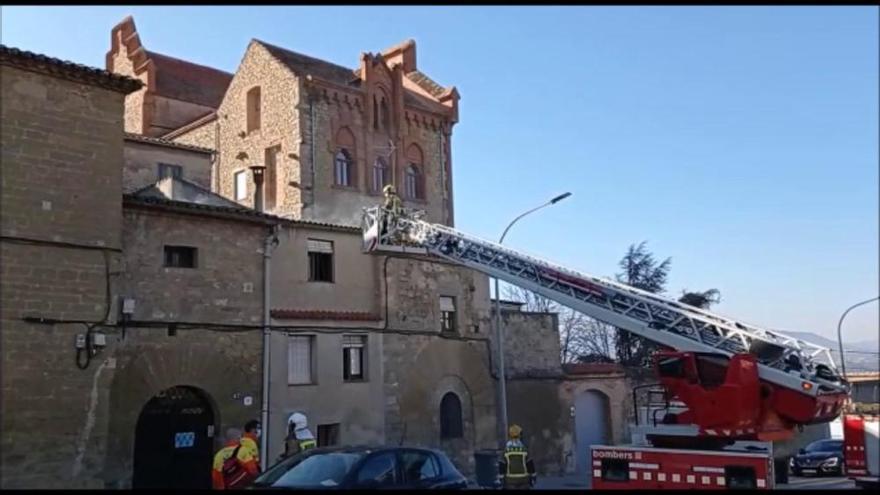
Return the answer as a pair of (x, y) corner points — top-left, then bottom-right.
(844, 413), (879, 490)
(363, 206), (853, 490)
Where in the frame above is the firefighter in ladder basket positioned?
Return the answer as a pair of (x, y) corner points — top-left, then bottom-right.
(381, 184), (404, 241)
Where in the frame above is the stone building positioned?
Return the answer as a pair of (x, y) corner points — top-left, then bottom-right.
(122, 132), (213, 192)
(0, 45), (273, 489)
(1, 45), (141, 488)
(105, 15), (502, 476)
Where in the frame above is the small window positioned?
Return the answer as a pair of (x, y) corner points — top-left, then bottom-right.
(247, 86), (261, 132)
(288, 335), (314, 385)
(343, 335), (366, 381)
(335, 149), (353, 187)
(440, 392), (463, 439)
(600, 459), (630, 482)
(400, 451), (440, 484)
(317, 423), (340, 447)
(357, 452), (397, 487)
(157, 163), (182, 180)
(440, 296), (456, 333)
(235, 170), (248, 201)
(163, 246), (197, 268)
(308, 239), (334, 283)
(372, 157), (389, 193)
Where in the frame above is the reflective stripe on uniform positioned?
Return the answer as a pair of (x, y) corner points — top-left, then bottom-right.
(504, 451), (529, 478)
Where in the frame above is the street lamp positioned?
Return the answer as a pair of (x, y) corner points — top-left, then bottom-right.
(494, 192), (571, 446)
(836, 296), (879, 379)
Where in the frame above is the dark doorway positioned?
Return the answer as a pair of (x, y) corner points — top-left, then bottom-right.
(132, 385), (216, 489)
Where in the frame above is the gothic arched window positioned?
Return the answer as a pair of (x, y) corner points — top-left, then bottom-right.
(440, 392), (463, 439)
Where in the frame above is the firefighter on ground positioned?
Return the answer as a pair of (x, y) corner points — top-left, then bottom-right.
(498, 424), (537, 489)
(212, 427), (260, 490)
(280, 412), (317, 461)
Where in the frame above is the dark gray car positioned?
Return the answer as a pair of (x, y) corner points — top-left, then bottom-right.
(790, 439), (845, 477)
(248, 445), (469, 490)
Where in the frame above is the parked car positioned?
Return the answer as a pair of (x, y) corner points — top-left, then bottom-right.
(790, 439), (845, 477)
(248, 445), (469, 490)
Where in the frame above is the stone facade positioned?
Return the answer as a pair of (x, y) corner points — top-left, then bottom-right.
(0, 48), (140, 488)
(122, 135), (213, 192)
(101, 201), (270, 488)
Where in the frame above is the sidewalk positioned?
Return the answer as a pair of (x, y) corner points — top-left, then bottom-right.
(533, 474), (590, 490)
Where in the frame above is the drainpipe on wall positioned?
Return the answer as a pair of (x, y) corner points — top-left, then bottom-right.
(259, 224), (278, 470)
(252, 166), (277, 469)
(309, 91), (316, 213)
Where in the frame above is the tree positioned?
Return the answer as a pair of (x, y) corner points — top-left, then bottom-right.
(614, 241), (671, 368)
(678, 288), (722, 309)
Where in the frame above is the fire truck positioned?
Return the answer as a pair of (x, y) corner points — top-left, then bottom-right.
(362, 206), (852, 490)
(844, 412), (879, 490)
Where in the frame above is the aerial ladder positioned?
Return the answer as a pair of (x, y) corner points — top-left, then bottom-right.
(362, 206), (852, 488)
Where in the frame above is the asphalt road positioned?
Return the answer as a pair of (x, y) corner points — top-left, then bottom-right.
(779, 475), (858, 490)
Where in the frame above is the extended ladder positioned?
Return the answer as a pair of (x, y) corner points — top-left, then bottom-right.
(362, 207), (848, 398)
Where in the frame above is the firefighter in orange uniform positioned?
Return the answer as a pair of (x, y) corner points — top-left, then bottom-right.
(212, 427), (260, 490)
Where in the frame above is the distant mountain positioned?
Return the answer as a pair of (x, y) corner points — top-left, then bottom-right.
(776, 330), (879, 372)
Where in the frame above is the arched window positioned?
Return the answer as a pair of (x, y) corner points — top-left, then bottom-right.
(334, 127), (356, 187)
(440, 392), (463, 439)
(372, 157), (389, 193)
(404, 164), (422, 200)
(335, 150), (353, 187)
(246, 86), (261, 133)
(380, 97), (390, 131)
(404, 144), (425, 200)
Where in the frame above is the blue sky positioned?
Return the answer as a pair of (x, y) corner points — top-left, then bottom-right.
(3, 6), (878, 343)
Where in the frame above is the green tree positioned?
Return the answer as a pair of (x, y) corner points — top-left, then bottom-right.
(614, 241), (671, 367)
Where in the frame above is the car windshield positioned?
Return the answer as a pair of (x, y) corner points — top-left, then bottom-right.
(255, 452), (365, 488)
(805, 440), (842, 453)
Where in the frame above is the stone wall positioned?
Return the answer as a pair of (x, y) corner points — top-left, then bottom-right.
(122, 139), (212, 192)
(169, 119), (217, 153)
(99, 205), (267, 487)
(110, 33), (147, 134)
(0, 65), (128, 488)
(497, 310), (562, 377)
(214, 42), (301, 216)
(382, 333), (498, 476)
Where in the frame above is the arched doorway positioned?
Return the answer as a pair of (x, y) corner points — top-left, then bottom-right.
(574, 389), (611, 478)
(132, 385), (216, 489)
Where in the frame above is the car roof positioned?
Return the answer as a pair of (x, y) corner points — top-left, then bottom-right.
(303, 445), (447, 456)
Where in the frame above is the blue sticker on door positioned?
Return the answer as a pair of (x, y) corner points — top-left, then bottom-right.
(174, 432), (195, 448)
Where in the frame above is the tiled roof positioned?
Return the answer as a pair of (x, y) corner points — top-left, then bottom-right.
(406, 70), (446, 98)
(256, 39), (360, 87)
(271, 309), (382, 321)
(146, 50), (233, 108)
(1, 44), (142, 94)
(161, 111), (217, 140)
(124, 194), (282, 225)
(124, 132), (213, 154)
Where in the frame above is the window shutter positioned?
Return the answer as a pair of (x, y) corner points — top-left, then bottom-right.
(307, 240), (333, 253)
(288, 336), (312, 384)
(440, 297), (456, 312)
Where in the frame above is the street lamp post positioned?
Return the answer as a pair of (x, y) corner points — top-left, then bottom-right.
(836, 296), (879, 379)
(494, 192), (571, 446)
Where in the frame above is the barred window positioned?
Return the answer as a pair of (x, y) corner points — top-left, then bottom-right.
(440, 296), (456, 333)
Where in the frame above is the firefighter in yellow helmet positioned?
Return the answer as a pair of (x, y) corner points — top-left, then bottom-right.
(498, 424), (537, 489)
(382, 184), (403, 216)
